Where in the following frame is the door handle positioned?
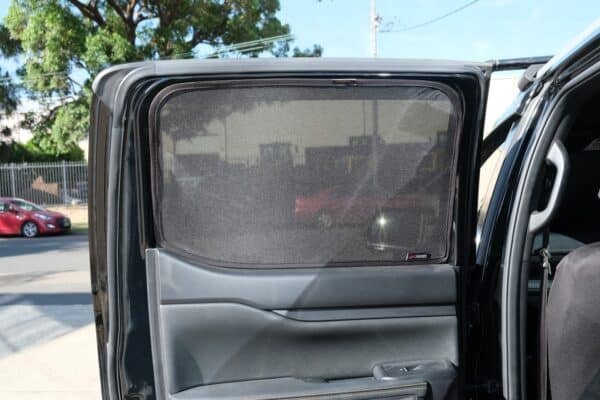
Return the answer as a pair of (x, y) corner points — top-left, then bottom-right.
(529, 140), (569, 233)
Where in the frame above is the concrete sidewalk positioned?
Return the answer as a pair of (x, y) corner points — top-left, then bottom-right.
(0, 270), (93, 294)
(0, 323), (101, 400)
(0, 233), (99, 398)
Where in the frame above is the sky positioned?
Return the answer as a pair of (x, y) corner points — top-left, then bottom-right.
(1, 0), (600, 71)
(276, 0), (600, 60)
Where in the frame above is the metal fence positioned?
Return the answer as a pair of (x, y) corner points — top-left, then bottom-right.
(0, 161), (88, 206)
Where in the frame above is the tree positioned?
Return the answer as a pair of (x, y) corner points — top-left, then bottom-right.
(0, 23), (28, 162)
(4, 0), (322, 158)
(0, 70), (18, 139)
(0, 24), (20, 140)
(273, 43), (323, 58)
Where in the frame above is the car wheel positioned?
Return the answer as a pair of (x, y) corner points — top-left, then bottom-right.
(21, 221), (39, 238)
(316, 211), (334, 230)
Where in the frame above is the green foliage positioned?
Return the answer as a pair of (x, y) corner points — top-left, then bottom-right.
(0, 23), (20, 140)
(0, 69), (17, 116)
(3, 0), (321, 160)
(5, 0), (307, 77)
(83, 28), (136, 75)
(293, 44), (324, 58)
(0, 141), (28, 162)
(0, 139), (84, 162)
(24, 137), (84, 161)
(0, 24), (21, 57)
(18, 91), (90, 158)
(272, 42), (323, 58)
(7, 1), (86, 95)
(47, 100), (89, 152)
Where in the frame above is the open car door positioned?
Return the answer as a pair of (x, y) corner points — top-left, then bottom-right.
(89, 59), (488, 400)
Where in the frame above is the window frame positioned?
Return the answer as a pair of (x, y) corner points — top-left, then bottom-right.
(148, 77), (465, 268)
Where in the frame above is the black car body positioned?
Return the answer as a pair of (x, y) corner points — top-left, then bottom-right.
(89, 20), (600, 400)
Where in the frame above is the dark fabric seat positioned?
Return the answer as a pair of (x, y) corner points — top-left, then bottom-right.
(552, 151), (600, 243)
(547, 242), (600, 400)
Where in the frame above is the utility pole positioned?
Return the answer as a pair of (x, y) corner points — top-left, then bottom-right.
(370, 0), (381, 57)
(369, 0), (381, 185)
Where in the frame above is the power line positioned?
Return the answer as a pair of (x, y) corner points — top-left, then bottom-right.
(0, 71), (73, 83)
(370, 0), (380, 57)
(159, 33), (295, 60)
(380, 0), (481, 33)
(201, 34), (295, 58)
(0, 33), (296, 85)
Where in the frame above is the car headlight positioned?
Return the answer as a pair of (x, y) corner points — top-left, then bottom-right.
(34, 213), (52, 221)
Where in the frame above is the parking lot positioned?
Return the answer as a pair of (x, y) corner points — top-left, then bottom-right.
(0, 233), (100, 400)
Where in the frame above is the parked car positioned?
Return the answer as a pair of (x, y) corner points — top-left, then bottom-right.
(295, 185), (438, 229)
(89, 20), (600, 400)
(294, 185), (381, 229)
(0, 198), (71, 238)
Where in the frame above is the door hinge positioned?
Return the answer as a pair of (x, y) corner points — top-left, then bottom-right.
(529, 81), (543, 98)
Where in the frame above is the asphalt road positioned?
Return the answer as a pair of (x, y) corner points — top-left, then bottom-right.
(0, 233), (93, 358)
(0, 234), (89, 275)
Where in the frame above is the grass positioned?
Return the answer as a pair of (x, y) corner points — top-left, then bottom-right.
(70, 221), (89, 235)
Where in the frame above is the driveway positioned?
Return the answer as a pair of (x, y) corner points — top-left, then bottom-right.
(0, 234), (90, 292)
(0, 233), (100, 399)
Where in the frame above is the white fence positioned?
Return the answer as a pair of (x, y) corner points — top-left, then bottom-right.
(0, 161), (87, 206)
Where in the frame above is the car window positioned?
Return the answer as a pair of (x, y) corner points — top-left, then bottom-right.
(0, 201), (7, 212)
(478, 71), (521, 221)
(12, 200), (45, 212)
(478, 125), (511, 218)
(153, 80), (462, 266)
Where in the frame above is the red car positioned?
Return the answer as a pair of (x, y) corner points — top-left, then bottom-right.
(0, 198), (71, 238)
(295, 185), (438, 229)
(295, 186), (383, 229)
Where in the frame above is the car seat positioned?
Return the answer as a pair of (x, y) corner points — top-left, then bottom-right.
(552, 143), (600, 243)
(546, 242), (600, 400)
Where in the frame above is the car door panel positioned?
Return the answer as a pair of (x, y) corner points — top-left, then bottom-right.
(0, 211), (9, 234)
(0, 202), (20, 235)
(171, 377), (428, 400)
(147, 249), (458, 396)
(147, 250), (458, 393)
(89, 59), (488, 400)
(152, 250), (456, 308)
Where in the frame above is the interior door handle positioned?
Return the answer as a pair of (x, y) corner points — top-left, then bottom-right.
(529, 140), (569, 233)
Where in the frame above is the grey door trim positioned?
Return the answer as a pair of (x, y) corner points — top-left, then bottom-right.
(152, 249), (457, 309)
